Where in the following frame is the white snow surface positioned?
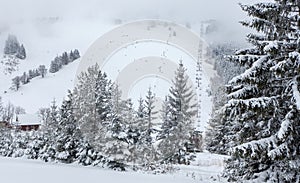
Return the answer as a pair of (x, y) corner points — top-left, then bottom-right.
(0, 153), (227, 183)
(0, 59), (80, 114)
(0, 17), (114, 113)
(13, 114), (40, 125)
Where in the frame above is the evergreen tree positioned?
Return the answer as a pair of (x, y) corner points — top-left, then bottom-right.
(69, 50), (75, 61)
(136, 97), (146, 122)
(55, 90), (81, 163)
(68, 49), (80, 62)
(4, 35), (20, 55)
(49, 60), (58, 73)
(35, 69), (41, 77)
(103, 84), (130, 164)
(121, 99), (135, 127)
(0, 128), (12, 156)
(158, 61), (197, 164)
(205, 43), (244, 154)
(73, 64), (102, 150)
(126, 97), (145, 165)
(205, 106), (230, 155)
(20, 72), (29, 85)
(61, 52), (69, 65)
(4, 35), (26, 60)
(44, 99), (59, 132)
(39, 99), (59, 162)
(159, 96), (172, 139)
(11, 76), (21, 91)
(15, 106), (25, 115)
(25, 131), (46, 160)
(221, 1), (300, 182)
(49, 50), (79, 73)
(16, 44), (26, 59)
(28, 69), (35, 79)
(2, 102), (15, 123)
(38, 108), (50, 125)
(144, 87), (157, 143)
(142, 87), (158, 166)
(73, 49), (80, 60)
(95, 71), (113, 122)
(38, 65), (47, 78)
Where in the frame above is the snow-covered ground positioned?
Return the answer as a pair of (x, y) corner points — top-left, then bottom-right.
(0, 17), (115, 113)
(0, 58), (80, 114)
(0, 153), (227, 183)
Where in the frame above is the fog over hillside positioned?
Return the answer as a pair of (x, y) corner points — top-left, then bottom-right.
(0, 0), (265, 44)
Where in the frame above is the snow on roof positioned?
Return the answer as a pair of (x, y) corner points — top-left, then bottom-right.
(14, 114), (41, 126)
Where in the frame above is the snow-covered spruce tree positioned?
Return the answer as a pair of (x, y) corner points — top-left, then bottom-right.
(1, 102), (15, 123)
(38, 108), (50, 125)
(122, 99), (142, 166)
(141, 87), (158, 166)
(144, 87), (158, 143)
(158, 61), (197, 164)
(4, 35), (20, 55)
(55, 90), (81, 163)
(69, 49), (80, 61)
(205, 106), (230, 155)
(73, 49), (80, 60)
(16, 44), (26, 59)
(102, 84), (130, 167)
(38, 65), (47, 78)
(222, 1), (300, 182)
(0, 106), (12, 156)
(95, 71), (113, 123)
(49, 60), (58, 73)
(159, 96), (172, 140)
(39, 99), (59, 162)
(73, 64), (100, 148)
(4, 35), (26, 60)
(20, 72), (30, 85)
(11, 76), (21, 91)
(49, 56), (62, 73)
(34, 69), (40, 77)
(0, 128), (12, 156)
(126, 97), (144, 165)
(76, 138), (102, 166)
(209, 43), (244, 84)
(43, 99), (59, 133)
(205, 44), (244, 154)
(24, 131), (46, 160)
(8, 131), (29, 158)
(73, 64), (123, 167)
(28, 69), (35, 79)
(15, 106), (25, 116)
(61, 52), (69, 65)
(136, 97), (146, 127)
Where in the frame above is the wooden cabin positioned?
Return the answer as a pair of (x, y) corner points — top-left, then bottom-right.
(13, 114), (41, 131)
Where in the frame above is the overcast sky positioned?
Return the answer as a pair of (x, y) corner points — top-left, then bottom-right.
(0, 0), (266, 44)
(0, 0), (265, 23)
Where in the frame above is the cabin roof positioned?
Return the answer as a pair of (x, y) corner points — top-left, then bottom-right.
(14, 114), (41, 126)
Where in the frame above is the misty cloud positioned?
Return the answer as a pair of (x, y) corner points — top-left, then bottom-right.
(0, 0), (265, 23)
(0, 0), (265, 44)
